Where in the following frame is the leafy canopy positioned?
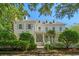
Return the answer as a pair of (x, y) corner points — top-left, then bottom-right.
(0, 3), (79, 31)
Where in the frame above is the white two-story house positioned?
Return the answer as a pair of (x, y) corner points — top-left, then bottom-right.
(14, 18), (65, 48)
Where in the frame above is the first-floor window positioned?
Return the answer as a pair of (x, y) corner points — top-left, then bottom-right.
(19, 24), (22, 29)
(45, 27), (48, 32)
(60, 27), (62, 32)
(52, 27), (55, 31)
(38, 27), (41, 31)
(28, 24), (31, 29)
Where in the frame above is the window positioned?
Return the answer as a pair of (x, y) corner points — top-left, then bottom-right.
(28, 24), (31, 29)
(45, 27), (48, 32)
(19, 24), (22, 29)
(60, 27), (62, 32)
(38, 27), (41, 31)
(52, 27), (55, 31)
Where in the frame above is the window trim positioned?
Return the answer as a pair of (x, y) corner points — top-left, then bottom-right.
(28, 24), (32, 29)
(18, 24), (23, 29)
(60, 27), (62, 32)
(52, 27), (55, 31)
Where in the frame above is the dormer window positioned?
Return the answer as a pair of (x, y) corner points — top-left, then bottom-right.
(53, 20), (55, 23)
(19, 24), (23, 29)
(46, 20), (48, 23)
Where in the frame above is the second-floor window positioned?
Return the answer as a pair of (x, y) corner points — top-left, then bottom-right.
(28, 24), (31, 29)
(19, 24), (22, 29)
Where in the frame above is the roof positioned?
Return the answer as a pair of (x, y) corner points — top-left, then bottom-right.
(14, 19), (65, 26)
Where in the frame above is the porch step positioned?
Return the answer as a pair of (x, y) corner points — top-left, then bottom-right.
(36, 42), (44, 46)
(37, 46), (44, 48)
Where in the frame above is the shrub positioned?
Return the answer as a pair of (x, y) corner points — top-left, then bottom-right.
(58, 29), (79, 48)
(19, 32), (34, 41)
(0, 29), (17, 40)
(44, 44), (53, 50)
(20, 32), (36, 50)
(27, 38), (36, 50)
(0, 40), (29, 51)
(27, 43), (36, 50)
(44, 43), (65, 50)
(52, 43), (65, 49)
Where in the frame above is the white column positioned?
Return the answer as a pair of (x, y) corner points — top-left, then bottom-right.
(34, 33), (37, 44)
(48, 36), (50, 44)
(43, 33), (45, 45)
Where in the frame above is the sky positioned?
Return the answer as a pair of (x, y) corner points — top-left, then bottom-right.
(24, 3), (79, 27)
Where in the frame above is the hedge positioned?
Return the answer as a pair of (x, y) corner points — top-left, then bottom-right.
(0, 40), (30, 51)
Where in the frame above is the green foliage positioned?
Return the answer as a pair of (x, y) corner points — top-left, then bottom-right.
(44, 43), (65, 50)
(46, 30), (56, 44)
(44, 44), (53, 50)
(19, 32), (36, 50)
(52, 43), (65, 48)
(27, 43), (36, 50)
(47, 30), (55, 37)
(55, 3), (79, 19)
(0, 29), (17, 40)
(0, 3), (79, 31)
(58, 29), (79, 48)
(0, 40), (29, 51)
(38, 4), (54, 16)
(70, 24), (79, 34)
(28, 3), (79, 19)
(19, 32), (34, 41)
(0, 3), (29, 31)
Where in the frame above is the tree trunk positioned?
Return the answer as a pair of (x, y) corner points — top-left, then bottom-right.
(66, 43), (69, 48)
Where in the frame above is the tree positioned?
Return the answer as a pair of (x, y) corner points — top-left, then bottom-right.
(0, 3), (29, 31)
(28, 3), (79, 19)
(0, 29), (17, 40)
(1, 3), (79, 31)
(70, 24), (79, 34)
(46, 30), (56, 44)
(58, 29), (79, 48)
(55, 3), (79, 19)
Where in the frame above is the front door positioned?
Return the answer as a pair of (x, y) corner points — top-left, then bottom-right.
(36, 33), (44, 46)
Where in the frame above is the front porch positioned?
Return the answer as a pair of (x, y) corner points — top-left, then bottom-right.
(34, 32), (59, 48)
